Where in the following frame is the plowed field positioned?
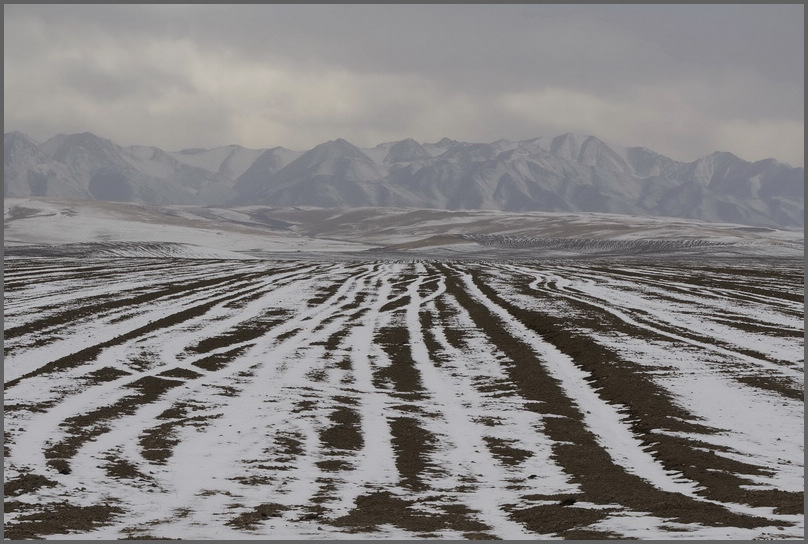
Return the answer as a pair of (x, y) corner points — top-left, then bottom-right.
(4, 257), (803, 539)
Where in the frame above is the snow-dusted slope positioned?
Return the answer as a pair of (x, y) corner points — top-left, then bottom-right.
(3, 199), (378, 258)
(5, 198), (802, 260)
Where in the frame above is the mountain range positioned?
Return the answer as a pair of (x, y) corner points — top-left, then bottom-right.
(4, 131), (803, 229)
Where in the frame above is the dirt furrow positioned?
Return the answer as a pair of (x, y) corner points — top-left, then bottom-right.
(4, 274), (276, 388)
(329, 269), (504, 538)
(437, 263), (790, 533)
(4, 267), (278, 341)
(506, 263), (804, 402)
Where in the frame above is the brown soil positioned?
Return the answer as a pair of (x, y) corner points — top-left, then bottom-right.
(389, 417), (440, 491)
(103, 455), (157, 483)
(227, 502), (289, 530)
(312, 328), (352, 353)
(330, 490), (495, 538)
(192, 345), (250, 372)
(374, 325), (424, 395)
(84, 366), (133, 383)
(4, 474), (58, 497)
(505, 499), (623, 539)
(157, 367), (203, 380)
(307, 281), (343, 306)
(482, 436), (534, 466)
(319, 403), (364, 452)
(185, 309), (288, 355)
(3, 501), (125, 540)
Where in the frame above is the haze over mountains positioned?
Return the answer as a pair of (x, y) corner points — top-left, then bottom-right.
(4, 131), (803, 229)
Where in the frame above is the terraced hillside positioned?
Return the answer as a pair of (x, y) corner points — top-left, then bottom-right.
(3, 257), (804, 539)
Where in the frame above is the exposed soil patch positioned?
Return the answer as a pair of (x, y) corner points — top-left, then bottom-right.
(380, 295), (410, 313)
(268, 431), (305, 462)
(84, 366), (133, 383)
(139, 422), (181, 465)
(139, 402), (222, 465)
(157, 367), (203, 380)
(505, 500), (619, 538)
(320, 404), (364, 451)
(3, 501), (125, 540)
(482, 436), (534, 466)
(433, 296), (467, 350)
(4, 473), (58, 497)
(389, 416), (439, 491)
(681, 266), (804, 304)
(314, 328), (352, 353)
(192, 345), (250, 372)
(711, 316), (804, 339)
(103, 455), (156, 483)
(4, 400), (58, 414)
(316, 459), (353, 472)
(308, 282), (342, 306)
(329, 490), (494, 538)
(4, 270), (268, 341)
(518, 265), (804, 400)
(185, 310), (288, 354)
(419, 308), (450, 367)
(227, 502), (289, 530)
(374, 325), (423, 394)
(734, 375), (804, 401)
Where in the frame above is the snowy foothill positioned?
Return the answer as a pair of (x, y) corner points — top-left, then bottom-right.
(4, 198), (803, 261)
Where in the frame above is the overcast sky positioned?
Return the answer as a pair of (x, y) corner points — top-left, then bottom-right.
(4, 4), (804, 166)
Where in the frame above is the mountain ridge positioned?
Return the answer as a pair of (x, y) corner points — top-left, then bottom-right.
(4, 130), (803, 229)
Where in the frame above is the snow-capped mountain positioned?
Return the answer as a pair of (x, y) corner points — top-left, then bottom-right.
(4, 131), (803, 228)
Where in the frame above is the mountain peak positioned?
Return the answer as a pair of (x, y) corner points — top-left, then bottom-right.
(435, 137), (460, 147)
(383, 138), (429, 163)
(4, 130), (36, 142)
(40, 131), (118, 160)
(703, 150), (742, 162)
(330, 137), (356, 148)
(62, 131), (110, 145)
(304, 138), (370, 163)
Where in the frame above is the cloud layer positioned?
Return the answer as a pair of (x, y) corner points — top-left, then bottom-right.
(4, 4), (803, 166)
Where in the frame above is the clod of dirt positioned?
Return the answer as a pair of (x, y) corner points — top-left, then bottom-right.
(227, 502), (289, 530)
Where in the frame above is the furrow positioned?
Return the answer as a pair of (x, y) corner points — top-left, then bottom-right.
(438, 262), (788, 532)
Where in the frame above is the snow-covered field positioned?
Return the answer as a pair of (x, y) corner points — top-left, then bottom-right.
(4, 254), (803, 539)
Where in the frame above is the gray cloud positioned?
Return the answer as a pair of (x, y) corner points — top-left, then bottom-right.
(4, 4), (803, 166)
